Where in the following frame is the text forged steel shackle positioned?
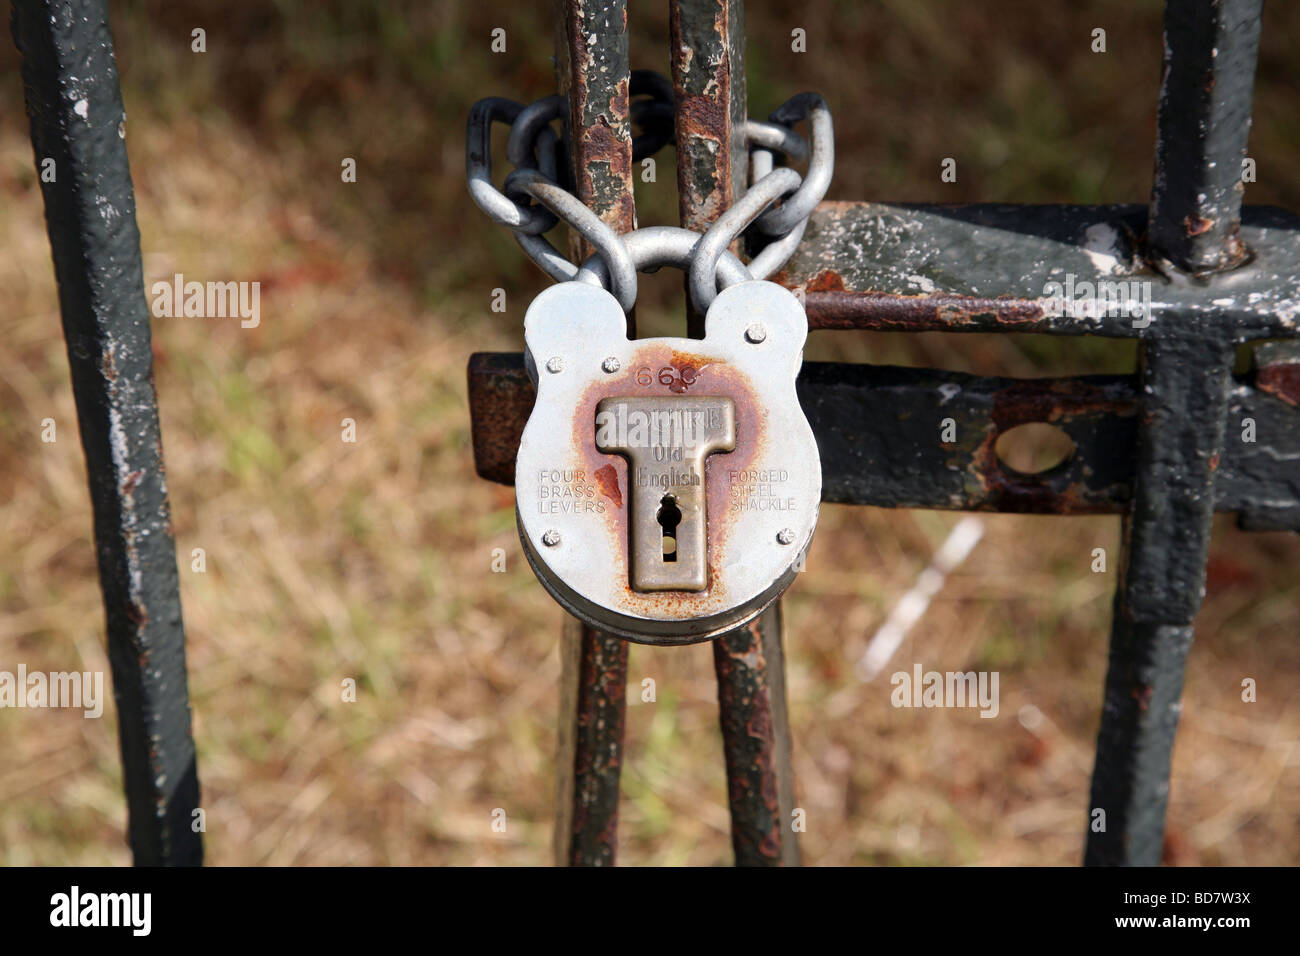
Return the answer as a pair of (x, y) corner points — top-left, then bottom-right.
(515, 226), (821, 645)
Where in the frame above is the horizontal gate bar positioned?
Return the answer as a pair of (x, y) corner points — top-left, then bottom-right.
(467, 351), (1300, 529)
(774, 202), (1300, 341)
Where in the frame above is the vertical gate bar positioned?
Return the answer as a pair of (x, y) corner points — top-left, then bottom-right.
(554, 617), (629, 866)
(1085, 330), (1234, 866)
(671, 0), (798, 866)
(759, 602), (798, 865)
(550, 0), (635, 867)
(553, 0), (638, 260)
(1088, 0), (1260, 865)
(669, 0), (747, 337)
(713, 603), (800, 865)
(11, 0), (201, 865)
(1148, 0), (1264, 273)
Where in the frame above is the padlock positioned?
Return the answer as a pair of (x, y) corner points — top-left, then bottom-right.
(515, 271), (820, 645)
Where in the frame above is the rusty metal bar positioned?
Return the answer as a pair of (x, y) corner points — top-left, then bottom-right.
(669, 0), (797, 866)
(466, 351), (1300, 529)
(554, 616), (628, 866)
(1148, 0), (1264, 273)
(1086, 329), (1236, 865)
(11, 0), (201, 865)
(758, 602), (798, 866)
(550, 0), (635, 867)
(553, 0), (638, 255)
(777, 202), (1300, 340)
(713, 603), (799, 865)
(670, 0), (747, 337)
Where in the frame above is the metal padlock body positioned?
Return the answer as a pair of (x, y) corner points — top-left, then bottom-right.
(516, 279), (820, 645)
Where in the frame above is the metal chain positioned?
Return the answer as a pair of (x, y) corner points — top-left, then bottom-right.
(504, 168), (639, 311)
(753, 93), (833, 237)
(574, 226), (753, 293)
(466, 73), (833, 313)
(688, 166), (802, 311)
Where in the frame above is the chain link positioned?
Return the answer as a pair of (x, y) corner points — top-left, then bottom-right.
(754, 93), (833, 236)
(466, 74), (833, 313)
(504, 168), (639, 311)
(574, 226), (753, 293)
(505, 95), (564, 174)
(688, 166), (801, 312)
(466, 98), (558, 234)
(629, 69), (676, 161)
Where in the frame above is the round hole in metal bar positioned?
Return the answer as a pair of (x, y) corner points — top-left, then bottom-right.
(994, 422), (1076, 476)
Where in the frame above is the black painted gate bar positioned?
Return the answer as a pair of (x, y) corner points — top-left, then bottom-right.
(470, 352), (1300, 520)
(1149, 0), (1264, 273)
(11, 0), (201, 865)
(1087, 0), (1265, 866)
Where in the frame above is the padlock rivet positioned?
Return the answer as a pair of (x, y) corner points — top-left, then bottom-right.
(776, 528), (796, 545)
(744, 323), (767, 344)
(601, 357), (621, 374)
(545, 356), (565, 374)
(542, 529), (562, 547)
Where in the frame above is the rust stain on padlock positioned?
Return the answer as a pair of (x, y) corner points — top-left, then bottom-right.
(593, 463), (623, 508)
(561, 342), (767, 616)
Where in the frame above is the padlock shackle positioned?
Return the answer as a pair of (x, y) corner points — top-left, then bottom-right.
(689, 167), (802, 313)
(574, 225), (752, 312)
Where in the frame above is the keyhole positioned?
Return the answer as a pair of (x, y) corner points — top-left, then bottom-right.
(657, 494), (682, 562)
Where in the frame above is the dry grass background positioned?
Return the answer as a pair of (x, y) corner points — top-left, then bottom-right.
(1, 0), (1298, 865)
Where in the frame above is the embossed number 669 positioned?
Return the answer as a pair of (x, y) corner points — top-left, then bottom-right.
(636, 365), (697, 391)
